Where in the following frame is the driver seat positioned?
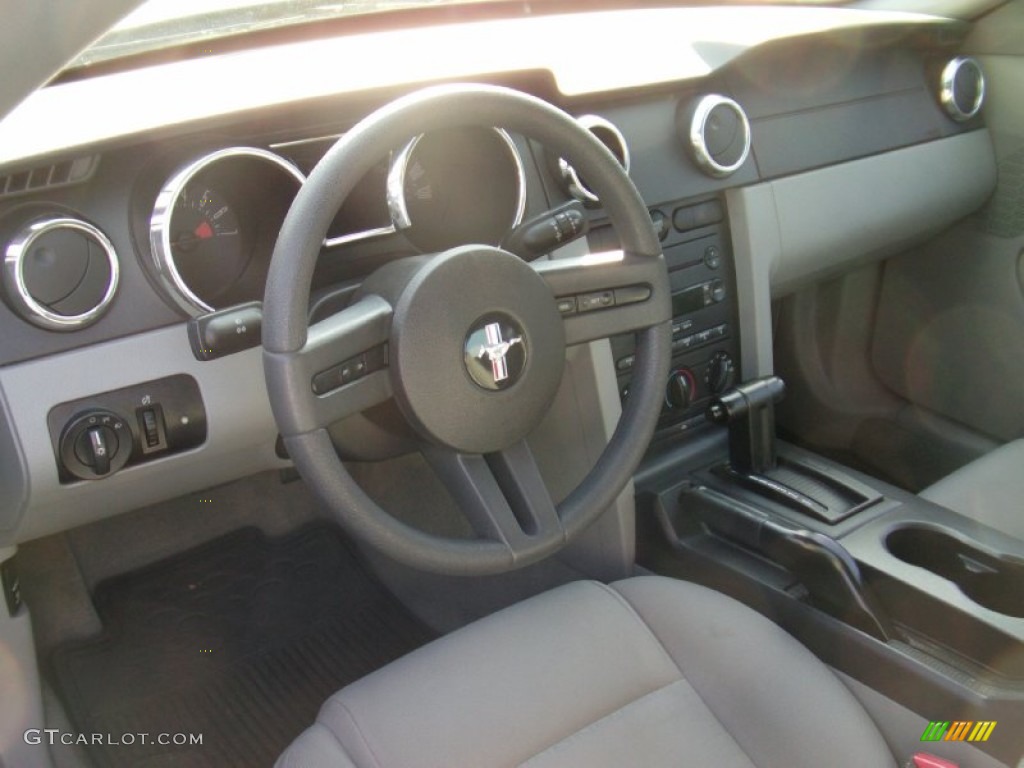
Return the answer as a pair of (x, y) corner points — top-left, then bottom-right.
(277, 576), (896, 767)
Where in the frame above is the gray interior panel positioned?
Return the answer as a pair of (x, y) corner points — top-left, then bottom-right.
(724, 184), (780, 379)
(871, 221), (1024, 441)
(768, 130), (995, 294)
(0, 325), (289, 545)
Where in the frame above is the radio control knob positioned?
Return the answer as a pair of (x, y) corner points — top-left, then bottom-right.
(706, 352), (737, 395)
(666, 369), (696, 410)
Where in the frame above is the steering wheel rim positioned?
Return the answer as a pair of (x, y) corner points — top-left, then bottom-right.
(263, 84), (671, 575)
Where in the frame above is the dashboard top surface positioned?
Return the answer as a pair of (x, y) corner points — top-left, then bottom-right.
(0, 6), (952, 169)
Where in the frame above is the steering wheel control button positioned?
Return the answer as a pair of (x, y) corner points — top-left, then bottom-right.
(614, 285), (652, 306)
(59, 409), (132, 481)
(465, 316), (528, 391)
(556, 297), (577, 315)
(577, 290), (615, 312)
(650, 209), (669, 241)
(188, 301), (263, 361)
(312, 346), (387, 395)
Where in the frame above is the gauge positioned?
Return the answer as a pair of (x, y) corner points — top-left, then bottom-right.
(168, 186), (246, 302)
(150, 147), (304, 314)
(170, 186), (241, 263)
(388, 127), (526, 252)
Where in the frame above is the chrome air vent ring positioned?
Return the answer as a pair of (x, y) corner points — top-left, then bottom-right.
(687, 94), (751, 178)
(940, 56), (985, 123)
(2, 216), (120, 331)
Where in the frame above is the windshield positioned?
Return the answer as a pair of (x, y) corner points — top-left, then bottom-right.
(71, 0), (509, 68)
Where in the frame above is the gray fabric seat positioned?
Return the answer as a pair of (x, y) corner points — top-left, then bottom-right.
(920, 440), (1024, 542)
(277, 576), (895, 768)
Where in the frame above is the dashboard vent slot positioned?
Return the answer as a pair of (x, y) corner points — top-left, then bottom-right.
(0, 156), (98, 199)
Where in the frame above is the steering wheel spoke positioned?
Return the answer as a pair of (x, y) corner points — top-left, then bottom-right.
(263, 294), (393, 435)
(424, 441), (564, 557)
(532, 252), (671, 345)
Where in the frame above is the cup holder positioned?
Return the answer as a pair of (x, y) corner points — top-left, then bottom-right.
(886, 526), (1024, 618)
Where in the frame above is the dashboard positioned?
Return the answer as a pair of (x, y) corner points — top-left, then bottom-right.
(0, 5), (999, 545)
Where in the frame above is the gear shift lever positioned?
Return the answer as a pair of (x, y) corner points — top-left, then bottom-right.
(706, 376), (786, 475)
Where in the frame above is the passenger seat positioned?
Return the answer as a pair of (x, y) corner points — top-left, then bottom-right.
(919, 440), (1024, 542)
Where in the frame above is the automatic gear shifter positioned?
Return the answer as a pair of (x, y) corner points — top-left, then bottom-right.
(704, 376), (882, 524)
(706, 376), (786, 475)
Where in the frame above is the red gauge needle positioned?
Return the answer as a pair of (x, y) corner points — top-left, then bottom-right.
(194, 220), (214, 240)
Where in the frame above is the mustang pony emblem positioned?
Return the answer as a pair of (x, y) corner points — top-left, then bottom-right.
(475, 322), (523, 383)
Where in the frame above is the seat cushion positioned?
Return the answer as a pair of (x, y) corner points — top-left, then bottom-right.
(277, 576), (895, 768)
(920, 439), (1024, 542)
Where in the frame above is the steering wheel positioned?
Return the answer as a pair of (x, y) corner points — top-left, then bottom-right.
(262, 84), (671, 575)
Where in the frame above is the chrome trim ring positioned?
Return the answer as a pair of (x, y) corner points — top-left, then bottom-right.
(940, 56), (985, 123)
(323, 224), (397, 249)
(688, 94), (752, 178)
(386, 127), (527, 234)
(559, 114), (631, 204)
(149, 147), (306, 315)
(2, 216), (120, 331)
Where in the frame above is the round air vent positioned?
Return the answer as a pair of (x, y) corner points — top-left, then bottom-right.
(686, 95), (751, 178)
(940, 56), (985, 123)
(554, 115), (630, 205)
(2, 216), (119, 330)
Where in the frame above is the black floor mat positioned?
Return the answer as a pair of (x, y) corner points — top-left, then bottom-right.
(51, 523), (435, 768)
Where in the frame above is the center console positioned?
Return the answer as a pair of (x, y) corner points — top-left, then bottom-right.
(635, 376), (1024, 766)
(601, 197), (740, 437)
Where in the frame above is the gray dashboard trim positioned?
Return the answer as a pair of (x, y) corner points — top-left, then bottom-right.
(0, 324), (288, 545)
(725, 184), (780, 379)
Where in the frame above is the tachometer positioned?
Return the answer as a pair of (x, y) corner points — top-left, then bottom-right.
(388, 127), (526, 252)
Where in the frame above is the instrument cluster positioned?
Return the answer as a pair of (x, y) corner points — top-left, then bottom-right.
(147, 127), (527, 315)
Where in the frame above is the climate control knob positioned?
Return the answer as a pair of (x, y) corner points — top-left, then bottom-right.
(665, 369), (697, 410)
(706, 352), (737, 395)
(59, 409), (132, 481)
